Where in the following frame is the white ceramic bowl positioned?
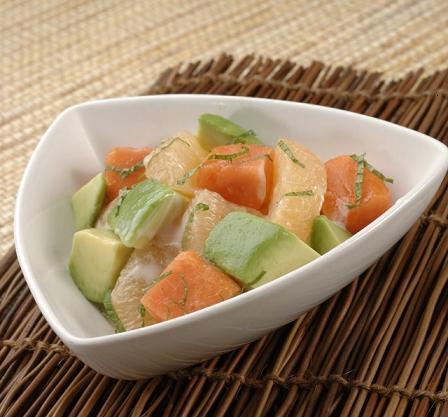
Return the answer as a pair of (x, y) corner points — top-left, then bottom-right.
(15, 95), (448, 379)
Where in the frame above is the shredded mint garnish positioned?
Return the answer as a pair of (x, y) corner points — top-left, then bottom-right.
(195, 203), (210, 211)
(147, 270), (173, 289)
(161, 136), (190, 150)
(177, 145), (270, 185)
(138, 304), (146, 327)
(112, 188), (129, 217)
(106, 162), (144, 178)
(278, 140), (305, 168)
(182, 203), (210, 249)
(349, 154), (394, 184)
(363, 160), (394, 183)
(232, 129), (257, 144)
(347, 153), (365, 209)
(209, 145), (249, 161)
(146, 136), (190, 169)
(103, 290), (125, 333)
(347, 153), (394, 209)
(156, 271), (173, 282)
(187, 203), (209, 224)
(176, 164), (201, 185)
(283, 190), (314, 197)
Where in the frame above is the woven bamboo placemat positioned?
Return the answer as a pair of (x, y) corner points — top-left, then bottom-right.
(1, 56), (447, 416)
(2, 0), (448, 257)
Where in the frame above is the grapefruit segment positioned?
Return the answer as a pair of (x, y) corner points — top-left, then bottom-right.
(144, 131), (207, 196)
(268, 139), (326, 243)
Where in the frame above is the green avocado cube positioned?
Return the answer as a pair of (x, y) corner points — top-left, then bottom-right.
(107, 179), (187, 248)
(71, 173), (106, 231)
(311, 215), (352, 255)
(69, 229), (133, 303)
(197, 113), (263, 150)
(204, 212), (319, 289)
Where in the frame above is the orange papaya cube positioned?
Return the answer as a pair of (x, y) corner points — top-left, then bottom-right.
(141, 251), (241, 322)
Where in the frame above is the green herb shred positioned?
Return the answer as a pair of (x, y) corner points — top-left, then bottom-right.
(106, 162), (144, 178)
(161, 136), (190, 150)
(186, 203), (209, 231)
(112, 188), (129, 217)
(349, 154), (394, 184)
(182, 203), (209, 249)
(283, 190), (314, 197)
(146, 136), (190, 168)
(209, 145), (249, 161)
(363, 160), (394, 183)
(278, 140), (305, 168)
(232, 129), (256, 144)
(138, 304), (146, 327)
(194, 202), (210, 212)
(176, 164), (201, 185)
(187, 203), (210, 226)
(347, 153), (365, 209)
(156, 271), (173, 282)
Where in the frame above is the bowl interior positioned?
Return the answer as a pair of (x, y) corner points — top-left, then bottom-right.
(15, 95), (447, 339)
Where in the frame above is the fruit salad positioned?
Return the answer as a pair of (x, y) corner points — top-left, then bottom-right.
(68, 113), (393, 332)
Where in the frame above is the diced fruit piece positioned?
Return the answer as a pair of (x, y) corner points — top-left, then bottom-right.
(197, 113), (263, 150)
(311, 215), (352, 255)
(268, 139), (326, 243)
(182, 189), (249, 254)
(110, 246), (176, 330)
(141, 251), (241, 322)
(144, 131), (207, 196)
(204, 212), (319, 289)
(107, 179), (188, 249)
(95, 198), (116, 230)
(322, 155), (392, 233)
(104, 147), (152, 202)
(71, 173), (106, 231)
(197, 144), (274, 211)
(68, 229), (132, 303)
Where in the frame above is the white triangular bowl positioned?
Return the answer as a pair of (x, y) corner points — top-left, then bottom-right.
(15, 95), (448, 379)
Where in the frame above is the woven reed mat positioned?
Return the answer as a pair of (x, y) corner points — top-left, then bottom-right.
(1, 56), (448, 417)
(2, 0), (448, 257)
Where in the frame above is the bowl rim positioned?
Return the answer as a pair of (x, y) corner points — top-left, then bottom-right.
(14, 94), (448, 347)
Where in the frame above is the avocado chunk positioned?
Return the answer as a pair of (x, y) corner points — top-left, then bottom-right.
(69, 229), (133, 303)
(71, 173), (106, 231)
(204, 212), (319, 289)
(197, 113), (263, 150)
(311, 215), (352, 255)
(107, 179), (187, 248)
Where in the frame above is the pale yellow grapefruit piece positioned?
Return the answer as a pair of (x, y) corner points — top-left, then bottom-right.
(110, 244), (177, 330)
(268, 139), (326, 243)
(143, 131), (207, 197)
(95, 198), (116, 230)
